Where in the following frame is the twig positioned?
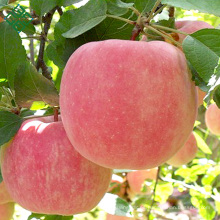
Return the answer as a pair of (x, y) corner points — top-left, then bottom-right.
(146, 0), (162, 23)
(36, 7), (57, 80)
(169, 7), (175, 18)
(147, 166), (161, 219)
(129, 6), (141, 16)
(57, 6), (63, 16)
(151, 24), (188, 35)
(161, 176), (220, 202)
(106, 14), (136, 25)
(29, 36), (35, 65)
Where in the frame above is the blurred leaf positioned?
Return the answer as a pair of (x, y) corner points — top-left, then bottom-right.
(214, 189), (220, 214)
(161, 0), (220, 17)
(202, 165), (220, 185)
(193, 131), (212, 154)
(106, 0), (133, 16)
(30, 0), (57, 16)
(0, 22), (26, 89)
(28, 213), (73, 220)
(62, 0), (107, 38)
(58, 0), (83, 7)
(0, 111), (23, 146)
(30, 101), (47, 110)
(98, 193), (133, 217)
(183, 29), (220, 83)
(14, 61), (59, 108)
(134, 0), (157, 13)
(175, 167), (197, 182)
(154, 181), (173, 203)
(0, 169), (2, 183)
(194, 120), (201, 127)
(113, 169), (133, 173)
(191, 196), (215, 220)
(22, 22), (36, 35)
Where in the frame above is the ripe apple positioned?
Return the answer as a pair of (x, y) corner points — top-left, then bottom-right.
(106, 213), (134, 220)
(166, 133), (198, 167)
(108, 174), (126, 198)
(60, 40), (197, 170)
(175, 20), (213, 43)
(1, 116), (112, 215)
(0, 182), (13, 204)
(205, 103), (220, 135)
(127, 168), (158, 197)
(0, 202), (14, 220)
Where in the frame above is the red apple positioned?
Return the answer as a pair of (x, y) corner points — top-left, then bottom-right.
(1, 116), (112, 215)
(205, 103), (220, 135)
(60, 40), (197, 170)
(127, 168), (158, 197)
(176, 20), (213, 43)
(106, 213), (134, 220)
(0, 202), (14, 220)
(0, 182), (13, 204)
(166, 132), (198, 167)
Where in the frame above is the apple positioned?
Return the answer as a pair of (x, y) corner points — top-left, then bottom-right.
(175, 20), (213, 43)
(108, 174), (126, 198)
(0, 182), (13, 204)
(60, 40), (197, 170)
(127, 168), (158, 197)
(1, 116), (112, 215)
(205, 103), (220, 135)
(166, 132), (198, 167)
(0, 202), (14, 220)
(106, 213), (134, 220)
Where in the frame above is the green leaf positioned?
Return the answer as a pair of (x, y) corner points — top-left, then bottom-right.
(193, 131), (212, 154)
(21, 22), (36, 35)
(106, 0), (134, 16)
(28, 213), (73, 220)
(98, 193), (133, 217)
(183, 29), (220, 83)
(47, 10), (133, 68)
(58, 0), (83, 7)
(14, 61), (59, 108)
(0, 111), (23, 146)
(30, 0), (57, 16)
(154, 181), (173, 203)
(161, 0), (220, 17)
(202, 165), (220, 185)
(0, 22), (26, 89)
(191, 196), (215, 220)
(134, 0), (157, 13)
(62, 0), (107, 38)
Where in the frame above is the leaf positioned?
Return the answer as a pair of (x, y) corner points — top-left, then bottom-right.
(154, 181), (173, 203)
(30, 0), (57, 16)
(62, 0), (107, 38)
(28, 213), (73, 220)
(14, 61), (59, 108)
(98, 193), (133, 217)
(58, 0), (84, 7)
(21, 22), (36, 35)
(106, 0), (134, 16)
(0, 22), (26, 89)
(0, 111), (23, 146)
(193, 131), (212, 154)
(183, 29), (220, 84)
(47, 11), (133, 68)
(0, 169), (3, 183)
(191, 196), (215, 220)
(161, 0), (220, 17)
(134, 0), (157, 13)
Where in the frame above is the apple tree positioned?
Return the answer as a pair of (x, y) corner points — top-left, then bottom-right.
(0, 0), (220, 219)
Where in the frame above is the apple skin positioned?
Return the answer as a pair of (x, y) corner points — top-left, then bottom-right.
(0, 202), (14, 220)
(1, 117), (112, 215)
(106, 213), (134, 220)
(176, 20), (213, 43)
(127, 168), (158, 197)
(0, 182), (13, 204)
(60, 40), (197, 170)
(205, 103), (220, 135)
(166, 133), (198, 167)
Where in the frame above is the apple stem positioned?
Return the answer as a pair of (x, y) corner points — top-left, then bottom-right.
(106, 14), (136, 26)
(169, 7), (175, 18)
(145, 25), (182, 47)
(147, 166), (161, 218)
(130, 24), (141, 40)
(151, 24), (188, 36)
(53, 107), (59, 122)
(129, 6), (141, 16)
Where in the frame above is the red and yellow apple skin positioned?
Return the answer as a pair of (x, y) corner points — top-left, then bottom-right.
(127, 168), (158, 196)
(60, 40), (197, 170)
(166, 133), (198, 167)
(106, 213), (134, 220)
(205, 103), (220, 135)
(0, 202), (14, 220)
(0, 182), (13, 204)
(1, 117), (112, 216)
(176, 20), (213, 43)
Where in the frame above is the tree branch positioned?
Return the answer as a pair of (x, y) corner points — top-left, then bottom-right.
(36, 7), (57, 80)
(169, 7), (175, 18)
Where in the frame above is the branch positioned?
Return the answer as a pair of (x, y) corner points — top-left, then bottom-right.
(169, 7), (175, 18)
(36, 7), (57, 80)
(147, 166), (161, 218)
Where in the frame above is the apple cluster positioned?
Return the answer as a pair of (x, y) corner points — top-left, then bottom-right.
(0, 20), (214, 218)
